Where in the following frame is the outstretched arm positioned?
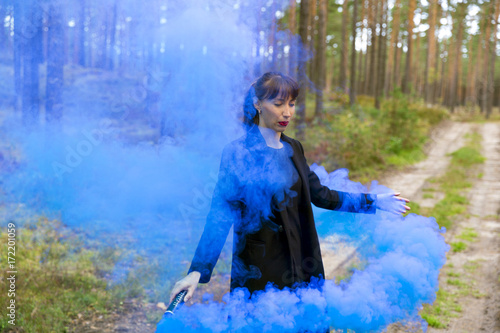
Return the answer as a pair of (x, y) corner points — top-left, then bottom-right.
(187, 146), (240, 283)
(298, 141), (410, 214)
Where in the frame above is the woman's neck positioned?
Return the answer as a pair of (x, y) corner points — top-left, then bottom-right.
(258, 125), (283, 149)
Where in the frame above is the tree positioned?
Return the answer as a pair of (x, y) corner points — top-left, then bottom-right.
(486, 0), (500, 118)
(308, 0), (318, 82)
(368, 0), (378, 96)
(425, 0), (438, 104)
(17, 0), (43, 126)
(480, 0), (493, 114)
(296, 0), (310, 140)
(46, 3), (65, 123)
(448, 3), (467, 112)
(363, 0), (375, 95)
(288, 0), (297, 78)
(356, 0), (366, 94)
(375, 0), (387, 109)
(402, 0), (416, 94)
(339, 0), (349, 91)
(349, 0), (358, 106)
(314, 0), (327, 118)
(77, 0), (86, 67)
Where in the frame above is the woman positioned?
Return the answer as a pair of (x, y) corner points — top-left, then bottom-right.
(169, 72), (410, 304)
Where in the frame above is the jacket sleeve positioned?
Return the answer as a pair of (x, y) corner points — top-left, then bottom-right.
(297, 141), (376, 214)
(187, 146), (241, 283)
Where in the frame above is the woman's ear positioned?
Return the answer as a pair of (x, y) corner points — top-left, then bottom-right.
(253, 98), (260, 111)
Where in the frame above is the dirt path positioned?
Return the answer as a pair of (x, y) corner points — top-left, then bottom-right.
(426, 122), (500, 333)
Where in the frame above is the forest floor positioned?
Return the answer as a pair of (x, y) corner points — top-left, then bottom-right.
(63, 120), (500, 332)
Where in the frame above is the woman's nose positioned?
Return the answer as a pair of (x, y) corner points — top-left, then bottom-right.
(283, 107), (291, 117)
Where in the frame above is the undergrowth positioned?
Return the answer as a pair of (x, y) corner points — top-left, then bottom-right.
(298, 91), (449, 182)
(0, 218), (157, 332)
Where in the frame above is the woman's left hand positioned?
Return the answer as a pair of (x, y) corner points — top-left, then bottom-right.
(375, 192), (411, 215)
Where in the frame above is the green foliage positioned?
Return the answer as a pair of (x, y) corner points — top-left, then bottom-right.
(0, 218), (113, 332)
(303, 93), (449, 182)
(450, 241), (467, 252)
(450, 147), (486, 167)
(0, 218), (153, 332)
(421, 313), (447, 328)
(457, 228), (478, 242)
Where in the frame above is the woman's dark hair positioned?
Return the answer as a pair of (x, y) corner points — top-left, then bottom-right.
(243, 72), (299, 130)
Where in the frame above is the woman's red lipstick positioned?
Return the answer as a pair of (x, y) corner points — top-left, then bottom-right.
(278, 121), (289, 127)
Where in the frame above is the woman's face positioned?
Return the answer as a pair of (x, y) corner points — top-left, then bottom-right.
(255, 96), (296, 133)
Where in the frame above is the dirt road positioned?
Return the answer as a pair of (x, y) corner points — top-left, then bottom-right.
(334, 120), (499, 333)
(426, 122), (500, 333)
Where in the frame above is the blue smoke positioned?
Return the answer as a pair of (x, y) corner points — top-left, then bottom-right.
(155, 166), (448, 332)
(0, 0), (448, 332)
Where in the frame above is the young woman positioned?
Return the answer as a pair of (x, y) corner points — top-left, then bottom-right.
(169, 72), (410, 304)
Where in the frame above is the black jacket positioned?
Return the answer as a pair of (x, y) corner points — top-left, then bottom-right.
(188, 125), (375, 294)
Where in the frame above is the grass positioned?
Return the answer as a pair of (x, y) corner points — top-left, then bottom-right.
(418, 131), (485, 230)
(0, 218), (150, 332)
(457, 228), (478, 242)
(450, 241), (467, 253)
(423, 193), (434, 199)
(421, 262), (485, 328)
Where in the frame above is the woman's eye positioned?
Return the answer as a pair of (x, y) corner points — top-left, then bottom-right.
(290, 103), (295, 107)
(275, 104), (282, 107)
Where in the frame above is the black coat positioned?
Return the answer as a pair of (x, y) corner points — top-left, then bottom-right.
(188, 125), (375, 294)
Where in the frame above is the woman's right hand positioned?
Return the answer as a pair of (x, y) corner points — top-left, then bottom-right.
(169, 271), (201, 303)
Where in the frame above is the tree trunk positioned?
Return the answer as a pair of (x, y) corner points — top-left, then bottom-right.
(21, 0), (43, 126)
(364, 0), (375, 95)
(402, 0), (416, 94)
(481, 1), (493, 114)
(339, 0), (349, 91)
(385, 0), (400, 96)
(314, 0), (327, 118)
(465, 35), (476, 107)
(349, 0), (358, 106)
(375, 0), (386, 109)
(308, 0), (318, 82)
(369, 0), (379, 96)
(46, 3), (65, 123)
(296, 0), (310, 140)
(448, 3), (466, 113)
(486, 0), (500, 118)
(78, 0), (86, 67)
(107, 0), (117, 70)
(13, 0), (22, 112)
(0, 5), (6, 51)
(356, 0), (366, 94)
(425, 0), (438, 104)
(270, 0), (278, 69)
(288, 0), (297, 78)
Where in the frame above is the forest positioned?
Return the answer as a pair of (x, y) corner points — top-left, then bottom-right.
(0, 0), (499, 332)
(0, 0), (499, 130)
